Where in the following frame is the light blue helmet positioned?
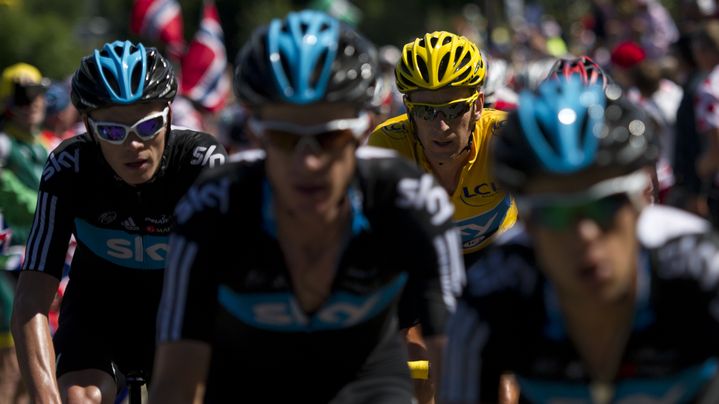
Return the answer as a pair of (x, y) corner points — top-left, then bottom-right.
(234, 10), (378, 107)
(71, 40), (177, 112)
(493, 77), (660, 192)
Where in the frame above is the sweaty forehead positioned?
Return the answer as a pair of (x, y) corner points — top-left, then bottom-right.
(408, 86), (476, 104)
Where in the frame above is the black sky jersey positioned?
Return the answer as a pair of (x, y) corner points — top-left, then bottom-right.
(157, 146), (465, 403)
(21, 128), (226, 376)
(442, 205), (719, 404)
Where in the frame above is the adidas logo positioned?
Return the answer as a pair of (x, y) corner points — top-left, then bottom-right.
(121, 217), (140, 231)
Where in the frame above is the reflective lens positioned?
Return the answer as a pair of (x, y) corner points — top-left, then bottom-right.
(89, 107), (169, 144)
(529, 193), (629, 230)
(135, 115), (165, 137)
(406, 92), (479, 121)
(95, 125), (127, 142)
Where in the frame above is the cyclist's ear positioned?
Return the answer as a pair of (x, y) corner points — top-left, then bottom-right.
(473, 91), (484, 119)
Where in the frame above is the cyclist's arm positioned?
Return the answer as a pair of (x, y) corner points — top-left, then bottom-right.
(153, 176), (223, 402)
(10, 271), (61, 404)
(389, 168), (464, 399)
(149, 340), (210, 404)
(10, 146), (74, 404)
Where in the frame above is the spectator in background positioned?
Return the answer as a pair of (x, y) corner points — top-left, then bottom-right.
(369, 45), (404, 128)
(40, 81), (80, 151)
(610, 40), (682, 201)
(692, 20), (719, 226)
(483, 53), (518, 111)
(668, 33), (709, 217)
(598, 0), (678, 57)
(631, 0), (680, 58)
(0, 63), (49, 250)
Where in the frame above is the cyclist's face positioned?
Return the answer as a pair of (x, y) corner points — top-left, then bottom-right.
(87, 102), (168, 186)
(258, 103), (360, 218)
(406, 87), (483, 164)
(525, 171), (641, 303)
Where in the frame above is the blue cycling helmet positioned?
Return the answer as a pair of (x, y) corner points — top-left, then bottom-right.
(71, 40), (177, 113)
(234, 10), (378, 107)
(493, 77), (660, 192)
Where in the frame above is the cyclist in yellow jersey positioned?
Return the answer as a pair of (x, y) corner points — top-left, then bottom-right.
(369, 31), (519, 404)
(368, 31), (517, 261)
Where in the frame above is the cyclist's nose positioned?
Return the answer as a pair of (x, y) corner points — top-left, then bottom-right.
(574, 217), (602, 242)
(126, 132), (146, 149)
(430, 114), (451, 131)
(298, 151), (325, 172)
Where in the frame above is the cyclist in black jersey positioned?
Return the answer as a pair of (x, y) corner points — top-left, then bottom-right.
(149, 10), (464, 404)
(441, 77), (719, 404)
(10, 40), (227, 404)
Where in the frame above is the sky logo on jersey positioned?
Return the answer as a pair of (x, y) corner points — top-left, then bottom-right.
(190, 145), (225, 167)
(217, 273), (407, 332)
(175, 177), (231, 224)
(455, 195), (511, 250)
(75, 219), (169, 269)
(43, 148), (80, 180)
(397, 174), (454, 226)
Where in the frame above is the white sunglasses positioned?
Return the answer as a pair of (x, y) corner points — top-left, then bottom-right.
(88, 106), (169, 145)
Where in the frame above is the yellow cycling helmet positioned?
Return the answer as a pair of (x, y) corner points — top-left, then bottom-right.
(395, 31), (486, 93)
(0, 63), (44, 101)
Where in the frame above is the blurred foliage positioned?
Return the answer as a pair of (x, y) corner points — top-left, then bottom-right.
(0, 0), (689, 79)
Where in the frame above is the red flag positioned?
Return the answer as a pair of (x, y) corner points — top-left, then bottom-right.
(131, 0), (185, 60)
(179, 1), (230, 113)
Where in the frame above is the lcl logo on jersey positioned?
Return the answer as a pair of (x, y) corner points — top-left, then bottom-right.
(397, 174), (454, 226)
(190, 145), (226, 168)
(460, 182), (501, 207)
(43, 148), (80, 180)
(175, 178), (231, 224)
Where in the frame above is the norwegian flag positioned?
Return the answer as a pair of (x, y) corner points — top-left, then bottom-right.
(131, 0), (185, 60)
(179, 0), (230, 113)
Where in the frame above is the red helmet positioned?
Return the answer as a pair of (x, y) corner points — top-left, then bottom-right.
(547, 56), (609, 89)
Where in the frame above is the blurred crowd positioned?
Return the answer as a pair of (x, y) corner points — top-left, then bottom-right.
(5, 0), (719, 260)
(2, 1), (719, 400)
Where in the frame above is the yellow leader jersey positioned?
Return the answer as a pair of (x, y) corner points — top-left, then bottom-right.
(368, 109), (517, 254)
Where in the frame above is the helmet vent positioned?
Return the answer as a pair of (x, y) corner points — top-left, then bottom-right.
(100, 65), (122, 96)
(416, 57), (429, 82)
(455, 67), (470, 83)
(131, 64), (143, 92)
(439, 53), (450, 78)
(453, 46), (464, 64)
(312, 48), (330, 86)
